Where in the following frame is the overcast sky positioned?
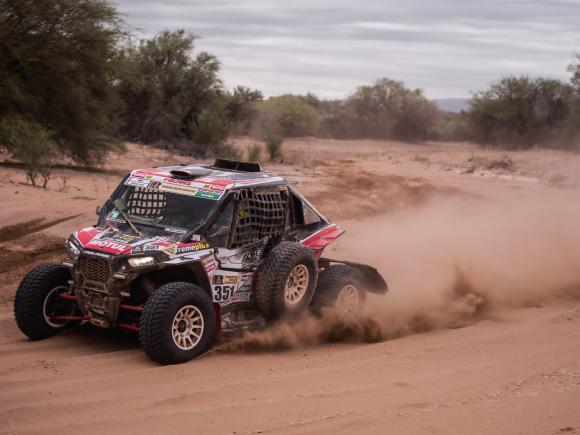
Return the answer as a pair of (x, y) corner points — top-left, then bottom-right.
(112, 0), (580, 99)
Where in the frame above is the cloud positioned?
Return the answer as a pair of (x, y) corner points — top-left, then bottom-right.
(112, 0), (580, 98)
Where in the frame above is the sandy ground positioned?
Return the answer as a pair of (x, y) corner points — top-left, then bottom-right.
(1, 138), (580, 434)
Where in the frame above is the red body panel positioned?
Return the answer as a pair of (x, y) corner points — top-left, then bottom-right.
(300, 224), (345, 255)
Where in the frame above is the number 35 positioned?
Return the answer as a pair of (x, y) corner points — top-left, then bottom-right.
(214, 285), (233, 302)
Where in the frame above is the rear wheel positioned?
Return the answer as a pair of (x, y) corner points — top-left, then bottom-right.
(139, 282), (215, 365)
(255, 242), (318, 321)
(311, 265), (367, 317)
(14, 264), (79, 340)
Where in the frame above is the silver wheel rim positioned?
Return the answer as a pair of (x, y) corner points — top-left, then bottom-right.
(284, 264), (309, 306)
(336, 284), (360, 316)
(172, 305), (204, 351)
(43, 286), (71, 328)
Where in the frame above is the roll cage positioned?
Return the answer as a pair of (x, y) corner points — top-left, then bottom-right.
(97, 175), (331, 251)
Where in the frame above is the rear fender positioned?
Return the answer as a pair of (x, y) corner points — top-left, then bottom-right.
(318, 258), (388, 294)
(300, 224), (345, 256)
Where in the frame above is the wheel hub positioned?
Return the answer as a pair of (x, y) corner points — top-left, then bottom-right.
(336, 285), (360, 316)
(284, 265), (309, 306)
(172, 305), (204, 351)
(43, 286), (75, 328)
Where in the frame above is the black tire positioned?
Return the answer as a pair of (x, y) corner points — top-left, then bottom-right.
(14, 263), (77, 340)
(139, 282), (216, 365)
(311, 265), (367, 316)
(255, 241), (318, 321)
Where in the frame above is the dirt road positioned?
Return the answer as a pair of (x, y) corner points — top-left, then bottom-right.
(1, 139), (580, 434)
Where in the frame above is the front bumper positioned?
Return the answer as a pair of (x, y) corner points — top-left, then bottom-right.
(66, 252), (134, 327)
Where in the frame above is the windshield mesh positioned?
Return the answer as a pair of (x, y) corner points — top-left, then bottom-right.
(107, 185), (219, 231)
(127, 187), (167, 218)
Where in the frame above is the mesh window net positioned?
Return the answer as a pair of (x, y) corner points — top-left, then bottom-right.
(231, 189), (288, 249)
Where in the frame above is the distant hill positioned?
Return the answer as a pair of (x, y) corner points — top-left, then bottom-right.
(433, 98), (470, 113)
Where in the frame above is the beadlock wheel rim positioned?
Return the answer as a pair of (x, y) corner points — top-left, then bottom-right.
(172, 305), (204, 351)
(336, 284), (360, 316)
(285, 264), (309, 306)
(43, 286), (72, 328)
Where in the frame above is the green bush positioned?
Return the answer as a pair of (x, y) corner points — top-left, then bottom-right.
(253, 95), (321, 139)
(0, 115), (57, 187)
(265, 136), (283, 162)
(246, 143), (263, 162)
(469, 76), (575, 148)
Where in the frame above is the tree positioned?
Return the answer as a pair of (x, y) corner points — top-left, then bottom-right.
(0, 0), (125, 165)
(226, 85), (263, 134)
(469, 76), (574, 148)
(323, 79), (438, 141)
(117, 29), (226, 146)
(253, 95), (321, 139)
(569, 53), (580, 95)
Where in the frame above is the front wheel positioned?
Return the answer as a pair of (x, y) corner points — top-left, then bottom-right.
(139, 282), (216, 365)
(14, 264), (79, 340)
(311, 265), (367, 317)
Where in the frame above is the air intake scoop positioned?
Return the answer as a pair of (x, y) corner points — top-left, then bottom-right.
(212, 159), (262, 172)
(169, 168), (212, 179)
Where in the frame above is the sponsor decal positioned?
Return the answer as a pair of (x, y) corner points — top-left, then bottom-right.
(126, 176), (151, 188)
(87, 240), (129, 252)
(176, 242), (210, 255)
(212, 271), (254, 305)
(212, 275), (239, 285)
(228, 293), (251, 303)
(126, 169), (227, 200)
(195, 189), (222, 200)
(113, 234), (140, 243)
(202, 256), (217, 273)
(83, 251), (110, 258)
(158, 182), (199, 197)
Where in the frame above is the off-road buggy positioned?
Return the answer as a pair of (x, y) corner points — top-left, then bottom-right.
(14, 159), (388, 364)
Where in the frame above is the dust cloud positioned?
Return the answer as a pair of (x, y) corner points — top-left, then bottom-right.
(221, 191), (580, 353)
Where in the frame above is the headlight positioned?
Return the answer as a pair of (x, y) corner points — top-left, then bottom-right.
(66, 238), (81, 260)
(127, 256), (155, 268)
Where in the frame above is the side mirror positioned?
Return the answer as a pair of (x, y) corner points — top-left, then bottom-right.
(96, 206), (102, 215)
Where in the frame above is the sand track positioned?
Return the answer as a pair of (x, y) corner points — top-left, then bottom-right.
(1, 140), (580, 434)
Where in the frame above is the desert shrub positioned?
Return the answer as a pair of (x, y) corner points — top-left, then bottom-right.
(430, 111), (471, 141)
(253, 95), (321, 139)
(226, 86), (263, 135)
(265, 136), (283, 162)
(188, 97), (231, 147)
(0, 115), (57, 187)
(246, 143), (263, 162)
(468, 76), (576, 148)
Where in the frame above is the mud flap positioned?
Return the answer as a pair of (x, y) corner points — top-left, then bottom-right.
(213, 302), (222, 341)
(319, 258), (388, 294)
